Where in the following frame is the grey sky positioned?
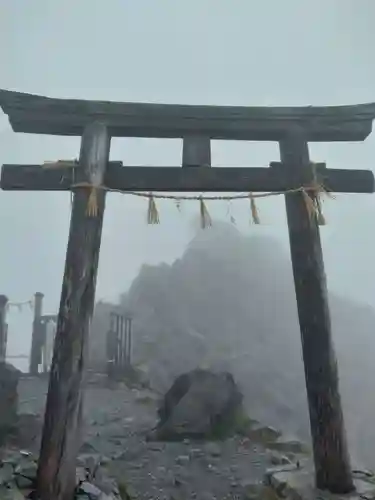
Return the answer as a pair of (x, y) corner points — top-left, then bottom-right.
(1, 0), (375, 358)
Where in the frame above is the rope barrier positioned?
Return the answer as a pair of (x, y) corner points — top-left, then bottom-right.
(6, 299), (34, 312)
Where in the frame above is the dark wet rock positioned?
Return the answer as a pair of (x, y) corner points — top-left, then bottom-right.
(155, 369), (243, 441)
(242, 483), (279, 500)
(204, 442), (222, 457)
(245, 425), (281, 445)
(265, 450), (293, 466)
(0, 363), (21, 443)
(7, 413), (42, 452)
(0, 462), (14, 485)
(0, 449), (122, 500)
(0, 486), (25, 500)
(175, 455), (190, 466)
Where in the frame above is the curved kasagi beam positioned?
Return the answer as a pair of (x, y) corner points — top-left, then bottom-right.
(1, 89), (375, 141)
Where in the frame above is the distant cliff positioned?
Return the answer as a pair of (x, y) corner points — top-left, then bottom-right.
(90, 221), (375, 468)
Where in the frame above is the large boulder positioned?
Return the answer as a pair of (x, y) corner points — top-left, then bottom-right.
(0, 363), (20, 443)
(153, 369), (244, 440)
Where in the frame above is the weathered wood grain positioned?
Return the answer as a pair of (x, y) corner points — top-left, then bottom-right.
(36, 121), (110, 500)
(279, 132), (354, 493)
(1, 89), (375, 141)
(1, 162), (374, 193)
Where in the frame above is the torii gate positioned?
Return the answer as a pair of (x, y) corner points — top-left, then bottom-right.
(1, 89), (375, 500)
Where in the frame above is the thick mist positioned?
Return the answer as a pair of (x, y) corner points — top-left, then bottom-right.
(1, 0), (375, 470)
(91, 221), (375, 469)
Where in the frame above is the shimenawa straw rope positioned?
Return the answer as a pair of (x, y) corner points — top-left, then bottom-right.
(43, 160), (331, 226)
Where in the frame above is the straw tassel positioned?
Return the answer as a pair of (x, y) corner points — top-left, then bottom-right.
(249, 193), (260, 224)
(313, 182), (329, 226)
(315, 194), (326, 226)
(302, 189), (316, 221)
(199, 197), (212, 229)
(86, 187), (98, 217)
(310, 163), (327, 225)
(147, 193), (160, 224)
(303, 184), (327, 226)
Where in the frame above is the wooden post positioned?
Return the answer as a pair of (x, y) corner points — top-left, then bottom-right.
(36, 121), (111, 500)
(0, 295), (8, 362)
(106, 313), (116, 378)
(182, 136), (211, 167)
(279, 131), (354, 493)
(29, 292), (44, 375)
(126, 316), (132, 365)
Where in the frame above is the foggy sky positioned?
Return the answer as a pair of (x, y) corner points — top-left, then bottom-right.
(1, 0), (375, 359)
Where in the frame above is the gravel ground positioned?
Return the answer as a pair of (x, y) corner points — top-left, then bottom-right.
(16, 376), (271, 500)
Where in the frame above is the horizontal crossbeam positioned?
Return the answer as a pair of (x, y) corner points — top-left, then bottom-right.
(1, 162), (374, 194)
(1, 89), (375, 141)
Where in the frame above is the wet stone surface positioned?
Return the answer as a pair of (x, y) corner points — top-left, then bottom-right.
(3, 376), (303, 499)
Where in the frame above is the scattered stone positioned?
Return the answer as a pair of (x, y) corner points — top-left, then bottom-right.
(175, 455), (190, 466)
(80, 441), (98, 454)
(155, 369), (244, 441)
(7, 413), (42, 452)
(0, 486), (25, 500)
(241, 481), (266, 500)
(264, 461), (375, 500)
(15, 474), (34, 490)
(245, 425), (281, 445)
(0, 449), (122, 500)
(189, 448), (204, 459)
(266, 450), (293, 466)
(79, 481), (103, 496)
(76, 466), (88, 484)
(147, 442), (165, 452)
(204, 442), (222, 457)
(12, 374), (292, 499)
(267, 435), (308, 455)
(14, 459), (37, 478)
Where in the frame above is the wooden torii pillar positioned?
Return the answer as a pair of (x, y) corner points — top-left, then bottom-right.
(1, 90), (375, 499)
(0, 294), (9, 362)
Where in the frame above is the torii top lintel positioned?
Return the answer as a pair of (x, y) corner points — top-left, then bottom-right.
(1, 89), (375, 142)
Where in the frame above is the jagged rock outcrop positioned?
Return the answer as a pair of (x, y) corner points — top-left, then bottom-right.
(90, 221), (375, 467)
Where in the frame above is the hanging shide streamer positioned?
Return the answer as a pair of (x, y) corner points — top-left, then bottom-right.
(226, 201), (236, 225)
(147, 193), (160, 224)
(175, 199), (182, 213)
(302, 189), (317, 221)
(310, 162), (327, 226)
(86, 187), (99, 217)
(249, 193), (260, 224)
(199, 197), (212, 229)
(302, 185), (327, 226)
(69, 185), (332, 226)
(315, 192), (326, 226)
(47, 157), (335, 226)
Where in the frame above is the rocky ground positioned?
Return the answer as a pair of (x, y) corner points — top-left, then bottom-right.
(10, 374), (298, 500)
